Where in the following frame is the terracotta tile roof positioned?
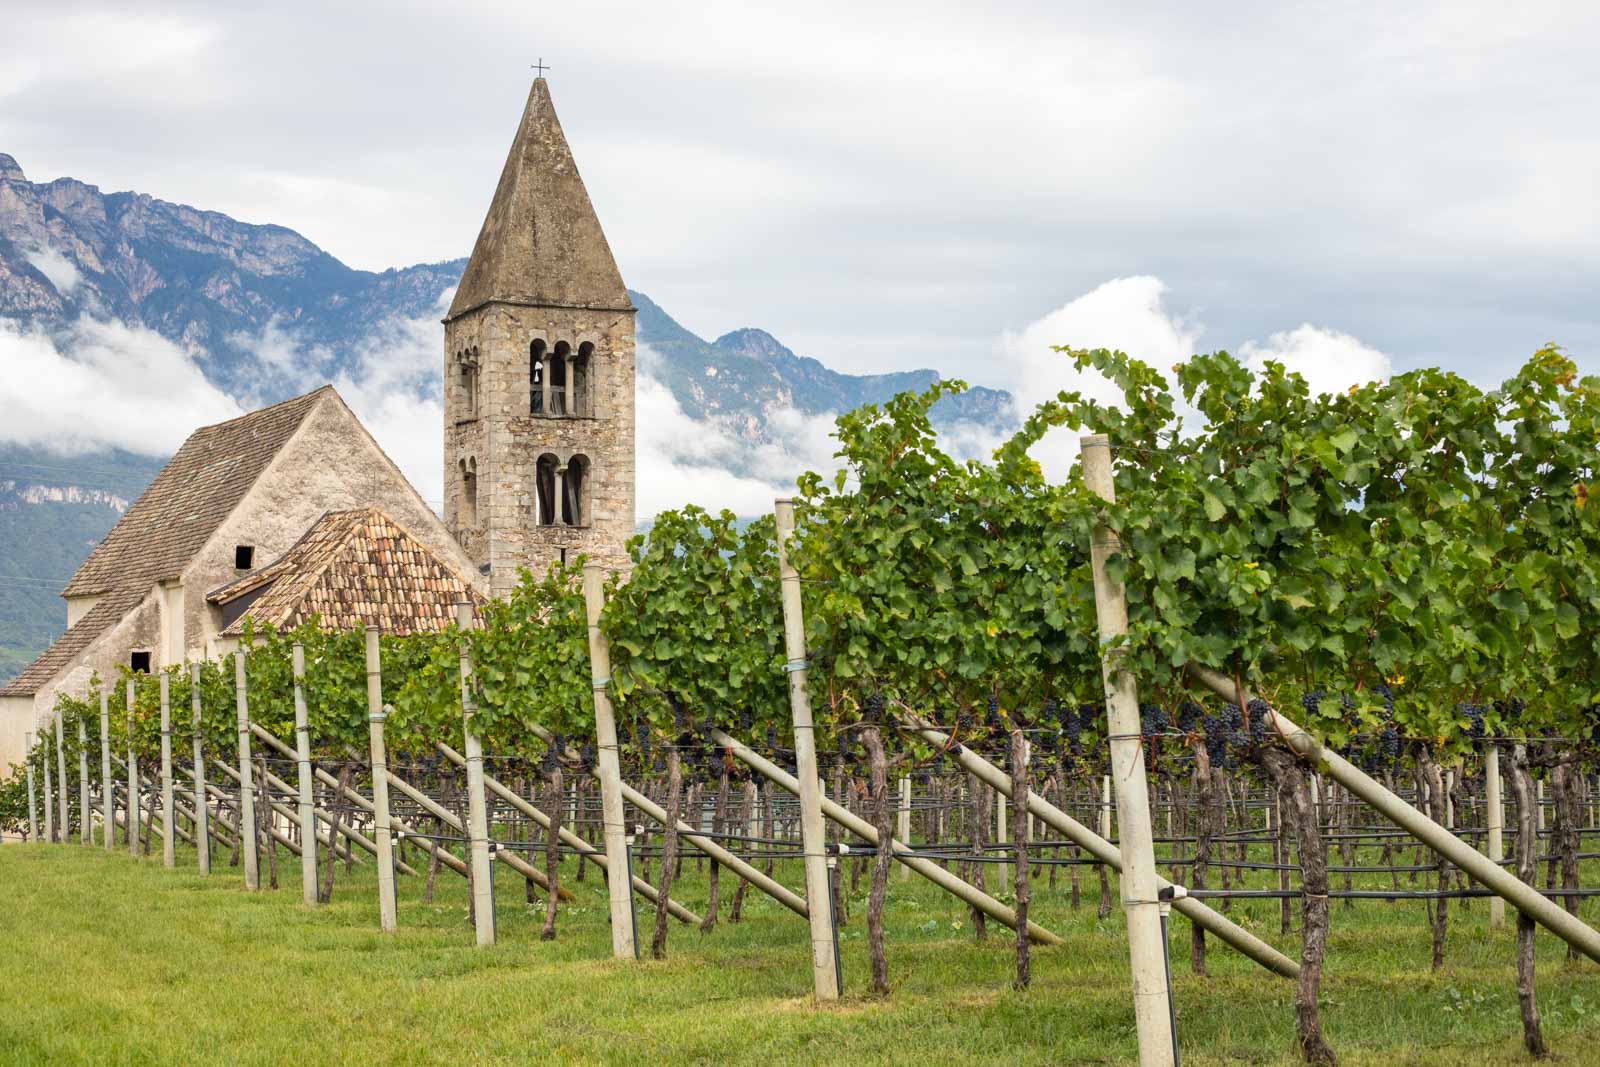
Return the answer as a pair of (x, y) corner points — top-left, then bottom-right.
(1, 387), (332, 697)
(208, 507), (484, 637)
(0, 588), (144, 696)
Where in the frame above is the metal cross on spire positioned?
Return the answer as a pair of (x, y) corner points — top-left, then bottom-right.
(532, 58), (550, 78)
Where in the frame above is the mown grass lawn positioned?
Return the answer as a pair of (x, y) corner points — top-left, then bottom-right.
(4, 842), (1600, 1065)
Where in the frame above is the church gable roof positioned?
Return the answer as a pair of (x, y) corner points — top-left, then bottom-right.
(63, 386), (334, 599)
(207, 507), (484, 637)
(446, 78), (631, 320)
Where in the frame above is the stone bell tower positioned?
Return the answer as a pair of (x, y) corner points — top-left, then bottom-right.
(443, 77), (636, 595)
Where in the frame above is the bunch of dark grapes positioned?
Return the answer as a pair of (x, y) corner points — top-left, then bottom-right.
(1203, 712), (1237, 769)
(1377, 723), (1400, 762)
(1176, 700), (1204, 735)
(1301, 690), (1325, 717)
(1460, 702), (1486, 741)
(957, 705), (974, 733)
(864, 692), (885, 724)
(739, 708), (753, 734)
(986, 695), (1002, 737)
(580, 741), (596, 773)
(1246, 698), (1270, 745)
(1064, 704), (1084, 750)
(543, 734), (563, 773)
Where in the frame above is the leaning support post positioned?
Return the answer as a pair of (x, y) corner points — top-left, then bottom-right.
(55, 711), (69, 843)
(435, 741), (702, 925)
(774, 499), (841, 1000)
(100, 690), (113, 850)
(24, 731), (38, 842)
(1081, 433), (1178, 1067)
(582, 566), (639, 960)
(77, 712), (91, 845)
(126, 678), (139, 855)
(901, 714), (1298, 979)
(190, 664), (210, 874)
(365, 627), (399, 933)
(713, 727), (1062, 944)
(159, 673), (176, 867)
(1486, 744), (1505, 929)
(291, 644), (317, 905)
(455, 604), (496, 947)
(1185, 662), (1600, 964)
(234, 651), (260, 889)
(531, 728), (805, 915)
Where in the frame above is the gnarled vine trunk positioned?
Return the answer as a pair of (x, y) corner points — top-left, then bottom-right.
(542, 765), (563, 940)
(1258, 747), (1337, 1067)
(1009, 727), (1031, 990)
(1190, 740), (1213, 976)
(1508, 744), (1547, 1056)
(861, 724), (895, 995)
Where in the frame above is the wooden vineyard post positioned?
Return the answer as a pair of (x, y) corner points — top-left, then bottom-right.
(24, 731), (37, 842)
(43, 724), (55, 842)
(1081, 433), (1177, 1067)
(126, 678), (139, 855)
(581, 568), (638, 959)
(1486, 744), (1505, 929)
(898, 775), (912, 882)
(1101, 775), (1113, 841)
(55, 711), (69, 843)
(235, 650), (260, 890)
(291, 644), (317, 906)
(100, 689), (113, 850)
(456, 604), (497, 947)
(160, 673), (176, 868)
(365, 627), (399, 933)
(191, 664), (210, 874)
(77, 712), (91, 845)
(774, 499), (841, 1001)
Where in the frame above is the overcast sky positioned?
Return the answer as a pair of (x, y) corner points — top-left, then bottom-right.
(4, 0), (1599, 495)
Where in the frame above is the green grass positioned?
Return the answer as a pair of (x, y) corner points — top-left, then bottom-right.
(4, 842), (1600, 1065)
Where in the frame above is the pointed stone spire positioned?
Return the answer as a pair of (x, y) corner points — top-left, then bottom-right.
(447, 79), (629, 320)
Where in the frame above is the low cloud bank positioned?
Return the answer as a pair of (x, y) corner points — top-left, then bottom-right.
(0, 276), (1392, 522)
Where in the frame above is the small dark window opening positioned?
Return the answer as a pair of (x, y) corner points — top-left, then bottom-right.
(530, 339), (547, 414)
(549, 341), (570, 416)
(562, 455), (588, 526)
(235, 545), (255, 570)
(535, 454), (558, 526)
(130, 651), (151, 673)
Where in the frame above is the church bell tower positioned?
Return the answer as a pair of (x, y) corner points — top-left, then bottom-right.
(443, 77), (636, 594)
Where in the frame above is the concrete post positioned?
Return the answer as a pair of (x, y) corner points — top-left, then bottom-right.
(1081, 433), (1176, 1067)
(1486, 745), (1505, 929)
(42, 726), (54, 843)
(126, 678), (139, 856)
(774, 499), (841, 1001)
(24, 731), (37, 842)
(897, 775), (912, 882)
(77, 712), (90, 845)
(365, 627), (398, 932)
(291, 644), (318, 906)
(234, 651), (260, 890)
(581, 569), (638, 959)
(456, 605), (497, 946)
(191, 664), (210, 874)
(100, 689), (113, 850)
(1101, 775), (1113, 841)
(159, 673), (175, 868)
(54, 711), (69, 842)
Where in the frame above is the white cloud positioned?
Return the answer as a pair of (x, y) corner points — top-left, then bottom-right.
(995, 277), (1392, 475)
(0, 317), (242, 454)
(23, 246), (81, 294)
(1239, 324), (1391, 397)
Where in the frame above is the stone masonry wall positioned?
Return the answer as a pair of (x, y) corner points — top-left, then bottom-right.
(445, 303), (635, 596)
